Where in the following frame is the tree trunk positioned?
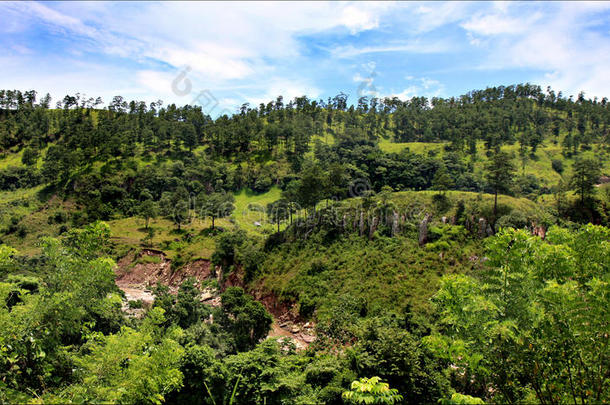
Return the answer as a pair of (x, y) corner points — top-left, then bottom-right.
(494, 190), (498, 219)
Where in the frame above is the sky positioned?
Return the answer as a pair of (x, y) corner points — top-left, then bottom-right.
(1, 1), (610, 115)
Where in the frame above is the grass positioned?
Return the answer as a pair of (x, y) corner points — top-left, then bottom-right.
(0, 151), (24, 170)
(108, 216), (218, 261)
(378, 137), (610, 188)
(378, 137), (447, 155)
(256, 232), (483, 324)
(0, 187), (61, 255)
(232, 187), (282, 233)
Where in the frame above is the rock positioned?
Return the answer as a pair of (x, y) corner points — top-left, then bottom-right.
(486, 223), (494, 237)
(419, 213), (431, 246)
(200, 291), (215, 301)
(290, 325), (300, 334)
(391, 211), (399, 236)
(368, 216), (378, 239)
(478, 218), (487, 238)
(302, 334), (316, 343)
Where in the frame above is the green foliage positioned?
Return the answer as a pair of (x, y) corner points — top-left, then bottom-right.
(259, 233), (477, 330)
(0, 222), (123, 399)
(438, 393), (485, 404)
(139, 199), (158, 229)
(67, 308), (184, 404)
(570, 156), (601, 204)
(484, 149), (516, 219)
(551, 158), (563, 174)
(200, 191), (235, 229)
(219, 287), (272, 352)
(432, 165), (454, 194)
(348, 317), (451, 403)
(211, 229), (247, 269)
(342, 376), (403, 404)
(153, 278), (210, 329)
(1, 86), (610, 404)
(429, 226), (610, 403)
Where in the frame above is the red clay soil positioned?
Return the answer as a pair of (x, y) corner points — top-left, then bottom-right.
(115, 249), (213, 292)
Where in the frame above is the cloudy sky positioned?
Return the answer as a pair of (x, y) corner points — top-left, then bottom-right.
(2, 1), (610, 114)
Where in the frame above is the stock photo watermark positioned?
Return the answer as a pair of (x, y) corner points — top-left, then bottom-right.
(171, 66), (233, 117)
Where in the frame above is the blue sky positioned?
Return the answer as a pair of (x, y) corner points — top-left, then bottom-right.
(1, 1), (610, 115)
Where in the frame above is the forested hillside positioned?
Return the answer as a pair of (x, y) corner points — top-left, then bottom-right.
(0, 84), (609, 404)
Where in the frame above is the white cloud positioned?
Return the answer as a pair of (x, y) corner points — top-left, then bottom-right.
(339, 4), (381, 34)
(390, 76), (444, 100)
(460, 2), (610, 98)
(3, 0), (610, 109)
(333, 40), (450, 58)
(0, 1), (401, 109)
(240, 79), (321, 107)
(461, 11), (542, 36)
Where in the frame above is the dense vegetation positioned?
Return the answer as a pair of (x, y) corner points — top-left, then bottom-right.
(0, 84), (609, 403)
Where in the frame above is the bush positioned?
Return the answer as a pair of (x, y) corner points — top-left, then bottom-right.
(16, 226), (27, 239)
(128, 300), (143, 309)
(299, 294), (317, 319)
(552, 159), (564, 174)
(5, 274), (40, 293)
(432, 193), (451, 213)
(496, 210), (529, 229)
(252, 175), (273, 193)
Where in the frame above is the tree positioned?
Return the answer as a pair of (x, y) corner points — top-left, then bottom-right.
(153, 278), (210, 329)
(138, 199), (158, 229)
(484, 150), (515, 222)
(68, 308), (184, 404)
(266, 199), (290, 232)
(342, 377), (403, 404)
(199, 191), (235, 229)
(160, 187), (190, 230)
(296, 163), (327, 213)
(21, 147), (39, 166)
(570, 156), (601, 204)
(142, 227), (156, 247)
(428, 226), (610, 404)
(432, 165), (454, 195)
(218, 287), (272, 352)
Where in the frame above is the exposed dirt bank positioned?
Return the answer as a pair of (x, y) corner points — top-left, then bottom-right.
(114, 249), (315, 348)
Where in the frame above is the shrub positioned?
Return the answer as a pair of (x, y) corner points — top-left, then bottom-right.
(552, 159), (564, 174)
(128, 300), (143, 309)
(432, 193), (451, 213)
(497, 211), (529, 229)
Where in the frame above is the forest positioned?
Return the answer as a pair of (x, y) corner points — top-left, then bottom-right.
(0, 84), (609, 404)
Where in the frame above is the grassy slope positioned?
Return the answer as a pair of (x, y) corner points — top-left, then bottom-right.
(379, 138), (610, 188)
(257, 233), (482, 324)
(100, 187), (283, 260)
(232, 187), (282, 233)
(252, 190), (540, 325)
(0, 187), (61, 255)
